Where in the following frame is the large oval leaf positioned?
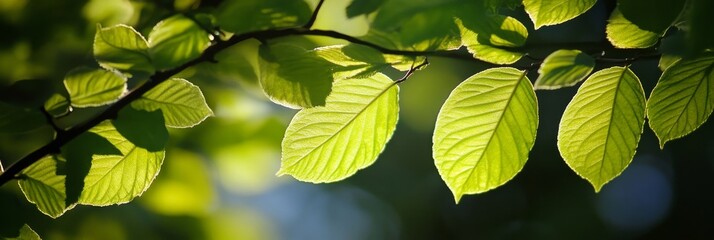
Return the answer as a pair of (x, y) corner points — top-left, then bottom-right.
(523, 0), (596, 29)
(535, 49), (595, 90)
(433, 67), (538, 203)
(148, 15), (211, 70)
(63, 67), (127, 107)
(131, 78), (213, 128)
(18, 156), (74, 218)
(278, 73), (399, 182)
(647, 53), (714, 148)
(93, 24), (154, 75)
(606, 8), (663, 49)
(558, 67), (646, 192)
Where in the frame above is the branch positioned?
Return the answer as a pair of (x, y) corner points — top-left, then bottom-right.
(0, 21), (662, 187)
(304, 0), (326, 29)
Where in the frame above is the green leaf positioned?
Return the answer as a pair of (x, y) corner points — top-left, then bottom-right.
(44, 93), (70, 117)
(63, 67), (127, 107)
(18, 156), (73, 218)
(131, 78), (213, 128)
(606, 7), (663, 49)
(433, 67), (538, 203)
(78, 112), (167, 206)
(523, 0), (596, 29)
(0, 101), (45, 134)
(558, 67), (646, 191)
(93, 24), (154, 75)
(216, 0), (311, 35)
(457, 14), (528, 64)
(535, 49), (595, 90)
(314, 44), (423, 79)
(658, 55), (682, 72)
(647, 53), (714, 148)
(2, 225), (41, 240)
(148, 15), (212, 70)
(346, 0), (383, 18)
(258, 43), (337, 109)
(278, 73), (399, 182)
(618, 0), (685, 33)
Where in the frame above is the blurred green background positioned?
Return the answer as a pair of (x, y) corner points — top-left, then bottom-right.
(1, 0), (713, 239)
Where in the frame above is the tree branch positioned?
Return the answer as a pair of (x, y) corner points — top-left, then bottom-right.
(0, 19), (662, 187)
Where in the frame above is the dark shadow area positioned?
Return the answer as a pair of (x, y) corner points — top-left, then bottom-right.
(113, 107), (168, 152)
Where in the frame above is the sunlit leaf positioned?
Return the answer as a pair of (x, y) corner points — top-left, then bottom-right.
(258, 43), (337, 109)
(523, 0), (596, 29)
(618, 0), (684, 33)
(558, 67), (646, 192)
(18, 156), (73, 218)
(78, 110), (167, 206)
(433, 67), (538, 203)
(278, 73), (399, 182)
(535, 49), (595, 90)
(131, 78), (213, 128)
(2, 224), (41, 240)
(216, 0), (311, 34)
(63, 67), (126, 107)
(457, 15), (527, 64)
(606, 8), (663, 49)
(314, 44), (423, 79)
(148, 15), (212, 70)
(0, 101), (45, 134)
(44, 93), (70, 117)
(465, 44), (524, 65)
(93, 24), (154, 74)
(647, 53), (714, 148)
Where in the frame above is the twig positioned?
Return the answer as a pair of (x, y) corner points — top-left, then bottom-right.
(304, 0), (326, 29)
(396, 58), (430, 83)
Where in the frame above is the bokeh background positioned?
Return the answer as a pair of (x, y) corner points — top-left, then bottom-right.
(1, 0), (713, 239)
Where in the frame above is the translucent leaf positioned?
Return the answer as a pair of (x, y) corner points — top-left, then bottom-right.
(2, 224), (41, 240)
(658, 55), (681, 72)
(278, 73), (399, 182)
(258, 43), (337, 109)
(63, 67), (127, 107)
(314, 44), (423, 79)
(93, 24), (154, 74)
(131, 78), (213, 128)
(606, 8), (663, 49)
(44, 93), (70, 117)
(558, 67), (646, 192)
(433, 68), (538, 203)
(647, 53), (714, 148)
(18, 156), (73, 218)
(618, 0), (685, 33)
(78, 110), (167, 206)
(0, 101), (45, 134)
(216, 0), (311, 35)
(148, 15), (212, 70)
(457, 15), (527, 64)
(535, 49), (595, 90)
(523, 0), (596, 29)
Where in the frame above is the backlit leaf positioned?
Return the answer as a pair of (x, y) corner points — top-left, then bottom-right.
(18, 156), (73, 218)
(606, 8), (663, 49)
(44, 93), (70, 117)
(314, 44), (423, 79)
(93, 24), (154, 75)
(63, 67), (126, 107)
(278, 73), (399, 182)
(647, 53), (714, 148)
(523, 0), (596, 29)
(457, 15), (527, 64)
(433, 68), (538, 203)
(535, 49), (595, 90)
(132, 78), (213, 128)
(216, 0), (311, 35)
(558, 67), (646, 191)
(4, 224), (41, 240)
(148, 15), (212, 70)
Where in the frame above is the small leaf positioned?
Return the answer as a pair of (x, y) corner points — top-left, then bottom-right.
(93, 24), (154, 75)
(346, 0), (383, 18)
(314, 44), (423, 79)
(63, 67), (127, 107)
(457, 15), (527, 64)
(606, 7), (663, 49)
(278, 73), (399, 182)
(618, 0), (685, 33)
(148, 15), (212, 70)
(647, 53), (714, 148)
(77, 112), (167, 206)
(465, 44), (524, 65)
(18, 156), (74, 218)
(44, 93), (71, 117)
(658, 55), (682, 72)
(433, 67), (538, 203)
(2, 224), (41, 240)
(258, 43), (337, 108)
(558, 67), (646, 192)
(216, 0), (311, 35)
(535, 49), (595, 90)
(523, 0), (596, 29)
(131, 78), (213, 128)
(0, 101), (45, 134)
